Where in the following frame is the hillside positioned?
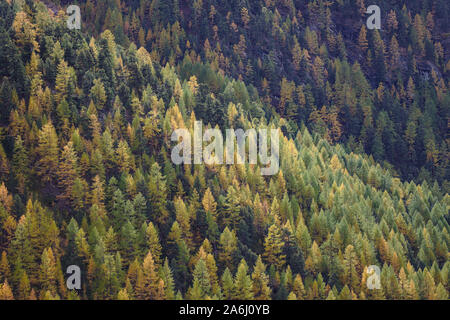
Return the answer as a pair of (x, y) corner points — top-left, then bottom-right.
(0, 0), (448, 300)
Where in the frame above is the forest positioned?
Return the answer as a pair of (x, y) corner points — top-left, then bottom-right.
(0, 0), (448, 300)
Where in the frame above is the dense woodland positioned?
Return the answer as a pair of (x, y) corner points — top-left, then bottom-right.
(0, 0), (448, 300)
(51, 0), (450, 189)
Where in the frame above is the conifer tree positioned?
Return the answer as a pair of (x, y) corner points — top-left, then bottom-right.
(221, 267), (234, 300)
(234, 259), (253, 300)
(12, 136), (29, 194)
(57, 142), (79, 206)
(251, 256), (271, 299)
(219, 227), (238, 272)
(189, 259), (212, 299)
(36, 121), (59, 184)
(39, 248), (57, 296)
(136, 251), (159, 299)
(0, 280), (14, 300)
(358, 25), (368, 52)
(146, 222), (162, 266)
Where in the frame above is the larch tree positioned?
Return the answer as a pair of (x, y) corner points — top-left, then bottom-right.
(39, 248), (57, 297)
(136, 251), (159, 299)
(12, 11), (39, 53)
(18, 271), (30, 300)
(234, 259), (254, 300)
(54, 60), (74, 105)
(358, 25), (368, 52)
(90, 79), (107, 110)
(174, 197), (193, 248)
(12, 136), (29, 194)
(188, 258), (212, 299)
(57, 142), (79, 206)
(148, 163), (168, 225)
(251, 256), (271, 299)
(221, 267), (234, 300)
(202, 188), (217, 219)
(218, 227), (238, 272)
(222, 186), (240, 229)
(160, 258), (175, 300)
(0, 251), (10, 282)
(342, 245), (360, 293)
(146, 222), (162, 266)
(263, 224), (286, 271)
(0, 280), (14, 300)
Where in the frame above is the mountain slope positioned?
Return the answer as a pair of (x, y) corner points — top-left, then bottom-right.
(59, 0), (450, 189)
(0, 0), (448, 300)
